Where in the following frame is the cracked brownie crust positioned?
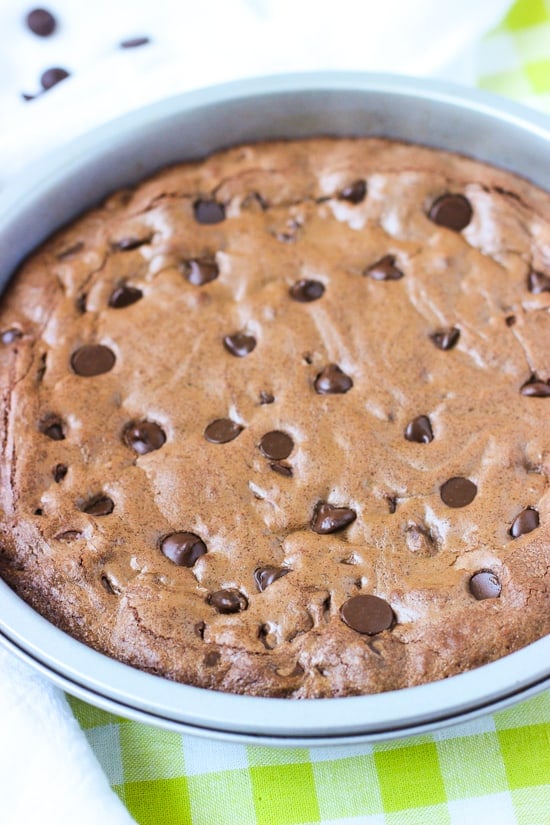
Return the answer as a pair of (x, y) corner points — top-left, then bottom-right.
(0, 137), (549, 698)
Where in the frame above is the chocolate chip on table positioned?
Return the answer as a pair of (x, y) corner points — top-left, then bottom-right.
(404, 414), (434, 444)
(527, 268), (550, 294)
(41, 67), (70, 91)
(314, 364), (353, 394)
(119, 36), (150, 48)
(223, 332), (256, 357)
(83, 495), (114, 516)
(193, 199), (226, 224)
(208, 589), (248, 614)
(123, 420), (166, 454)
(364, 254), (404, 281)
(204, 418), (243, 444)
(71, 344), (115, 376)
(254, 566), (290, 591)
(520, 375), (550, 397)
(510, 507), (540, 538)
(26, 8), (57, 36)
(311, 501), (357, 534)
(430, 327), (460, 351)
(289, 279), (325, 302)
(259, 430), (294, 460)
(183, 258), (219, 286)
(469, 571), (501, 600)
(160, 532), (207, 567)
(428, 193), (473, 231)
(109, 285), (143, 308)
(39, 414), (65, 440)
(1, 328), (22, 344)
(339, 179), (367, 204)
(340, 594), (394, 635)
(52, 463), (68, 482)
(440, 477), (477, 508)
(269, 462), (293, 477)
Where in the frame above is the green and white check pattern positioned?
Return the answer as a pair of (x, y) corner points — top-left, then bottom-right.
(68, 2), (550, 822)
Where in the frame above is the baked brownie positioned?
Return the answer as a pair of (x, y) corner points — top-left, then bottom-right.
(0, 138), (548, 698)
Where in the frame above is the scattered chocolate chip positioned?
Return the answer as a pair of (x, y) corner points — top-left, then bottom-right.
(208, 588), (248, 614)
(83, 496), (114, 516)
(311, 501), (357, 534)
(34, 508), (43, 516)
(53, 463), (68, 483)
(112, 236), (151, 251)
(183, 258), (219, 286)
(428, 193), (473, 231)
(270, 462), (293, 477)
(56, 241), (84, 260)
(160, 532), (207, 567)
(71, 344), (115, 376)
(510, 507), (540, 538)
(364, 254), (404, 281)
(430, 327), (460, 351)
(289, 279), (325, 302)
(527, 268), (550, 294)
(119, 36), (150, 48)
(340, 594), (394, 635)
(404, 415), (434, 444)
(204, 418), (243, 444)
(259, 430), (294, 460)
(259, 391), (274, 405)
(1, 328), (23, 344)
(440, 477), (477, 508)
(520, 375), (550, 397)
(41, 67), (70, 91)
(339, 179), (367, 204)
(123, 420), (166, 454)
(314, 364), (353, 394)
(469, 571), (501, 600)
(254, 566), (290, 591)
(39, 414), (65, 441)
(204, 651), (220, 667)
(26, 8), (56, 36)
(193, 199), (226, 225)
(109, 285), (143, 308)
(505, 315), (516, 327)
(223, 332), (256, 357)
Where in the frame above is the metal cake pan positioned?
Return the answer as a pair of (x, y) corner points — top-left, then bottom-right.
(0, 72), (549, 745)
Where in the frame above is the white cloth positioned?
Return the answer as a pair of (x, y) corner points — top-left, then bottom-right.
(0, 1), (510, 823)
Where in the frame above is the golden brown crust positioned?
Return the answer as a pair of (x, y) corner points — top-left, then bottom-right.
(0, 137), (549, 698)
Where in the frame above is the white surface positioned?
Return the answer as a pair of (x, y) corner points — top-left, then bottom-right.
(0, 1), (511, 823)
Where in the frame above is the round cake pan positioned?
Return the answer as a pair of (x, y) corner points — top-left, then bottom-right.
(0, 72), (549, 745)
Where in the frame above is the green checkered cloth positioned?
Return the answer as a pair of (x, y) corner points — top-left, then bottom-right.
(68, 2), (550, 822)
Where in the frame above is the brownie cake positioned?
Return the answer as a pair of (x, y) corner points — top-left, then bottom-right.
(0, 137), (548, 698)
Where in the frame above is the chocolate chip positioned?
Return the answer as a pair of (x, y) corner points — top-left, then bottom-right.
(26, 8), (56, 36)
(339, 179), (367, 204)
(259, 391), (274, 405)
(340, 594), (394, 635)
(123, 420), (166, 454)
(469, 571), (501, 600)
(204, 418), (243, 444)
(71, 344), (115, 376)
(1, 328), (22, 344)
(364, 255), (404, 281)
(527, 268), (550, 294)
(510, 507), (540, 538)
(428, 194), (473, 231)
(505, 315), (516, 327)
(440, 477), (477, 508)
(311, 501), (357, 534)
(83, 496), (114, 516)
(289, 279), (325, 302)
(314, 364), (353, 394)
(39, 414), (65, 441)
(520, 375), (550, 397)
(254, 566), (290, 591)
(194, 199), (226, 225)
(160, 532), (207, 567)
(53, 463), (68, 483)
(404, 415), (434, 444)
(120, 36), (150, 48)
(270, 462), (293, 477)
(112, 236), (151, 251)
(223, 332), (256, 357)
(430, 327), (460, 351)
(183, 258), (219, 286)
(259, 431), (294, 460)
(109, 285), (143, 308)
(41, 67), (70, 91)
(57, 241), (84, 260)
(208, 589), (248, 614)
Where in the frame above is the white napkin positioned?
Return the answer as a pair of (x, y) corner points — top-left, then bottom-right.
(0, 1), (510, 823)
